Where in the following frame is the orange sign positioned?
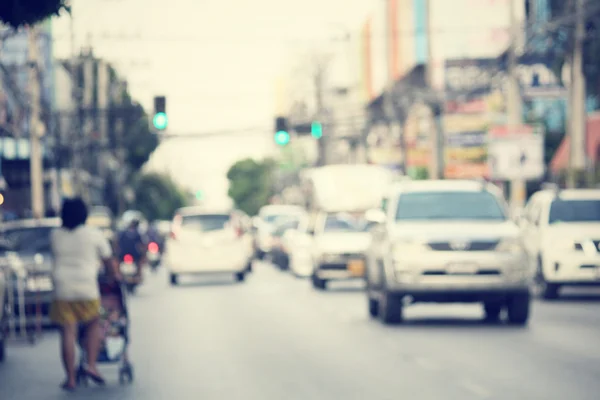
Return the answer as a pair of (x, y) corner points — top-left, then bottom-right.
(444, 163), (489, 179)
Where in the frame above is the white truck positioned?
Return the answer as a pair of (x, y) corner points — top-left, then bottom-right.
(296, 164), (398, 289)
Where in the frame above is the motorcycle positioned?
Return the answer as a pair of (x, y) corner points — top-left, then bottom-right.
(147, 241), (161, 272)
(120, 254), (142, 293)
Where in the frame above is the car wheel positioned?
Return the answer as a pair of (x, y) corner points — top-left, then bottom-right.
(378, 292), (403, 324)
(368, 296), (379, 318)
(0, 338), (5, 362)
(536, 257), (560, 300)
(483, 302), (503, 322)
(507, 292), (530, 326)
(235, 272), (246, 282)
(169, 273), (179, 286)
(311, 274), (327, 290)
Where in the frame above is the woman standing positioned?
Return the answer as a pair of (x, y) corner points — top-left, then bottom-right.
(49, 198), (120, 391)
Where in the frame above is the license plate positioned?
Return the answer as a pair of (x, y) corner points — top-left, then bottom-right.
(120, 263), (137, 275)
(447, 262), (478, 275)
(27, 276), (53, 292)
(348, 259), (365, 277)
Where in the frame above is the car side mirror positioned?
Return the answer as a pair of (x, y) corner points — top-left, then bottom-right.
(365, 208), (386, 224)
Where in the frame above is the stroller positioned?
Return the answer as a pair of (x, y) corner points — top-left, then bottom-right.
(76, 275), (134, 385)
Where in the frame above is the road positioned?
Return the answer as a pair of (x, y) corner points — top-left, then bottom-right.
(1, 262), (600, 400)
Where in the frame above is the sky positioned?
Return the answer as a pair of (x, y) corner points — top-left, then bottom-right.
(50, 0), (373, 206)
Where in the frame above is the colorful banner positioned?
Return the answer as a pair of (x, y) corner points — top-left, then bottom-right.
(443, 113), (489, 178)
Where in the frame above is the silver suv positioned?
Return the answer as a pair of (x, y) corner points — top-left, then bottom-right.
(365, 180), (531, 325)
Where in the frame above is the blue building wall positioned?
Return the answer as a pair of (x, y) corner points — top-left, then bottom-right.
(414, 0), (428, 64)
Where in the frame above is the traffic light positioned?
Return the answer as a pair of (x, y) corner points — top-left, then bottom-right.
(195, 190), (203, 200)
(311, 121), (323, 139)
(274, 117), (290, 146)
(153, 96), (168, 130)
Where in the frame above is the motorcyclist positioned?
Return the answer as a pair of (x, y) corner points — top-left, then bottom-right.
(116, 219), (147, 282)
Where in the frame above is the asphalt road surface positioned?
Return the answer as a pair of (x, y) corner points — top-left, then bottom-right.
(2, 262), (600, 400)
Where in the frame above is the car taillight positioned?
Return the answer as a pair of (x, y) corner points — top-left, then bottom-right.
(148, 242), (159, 253)
(123, 254), (133, 263)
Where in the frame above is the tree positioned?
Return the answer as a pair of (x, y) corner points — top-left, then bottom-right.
(0, 0), (67, 28)
(121, 104), (159, 171)
(227, 158), (275, 216)
(108, 79), (159, 172)
(131, 173), (188, 221)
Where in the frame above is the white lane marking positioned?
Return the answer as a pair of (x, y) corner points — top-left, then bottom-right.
(460, 381), (492, 398)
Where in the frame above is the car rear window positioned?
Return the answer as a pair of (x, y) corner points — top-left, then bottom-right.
(2, 226), (55, 253)
(181, 214), (230, 232)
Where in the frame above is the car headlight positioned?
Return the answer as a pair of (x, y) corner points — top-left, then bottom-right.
(392, 239), (429, 259)
(495, 237), (526, 254)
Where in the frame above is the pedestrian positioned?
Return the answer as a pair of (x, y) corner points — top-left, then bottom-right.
(49, 197), (121, 391)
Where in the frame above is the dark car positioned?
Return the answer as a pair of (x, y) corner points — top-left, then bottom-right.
(1, 218), (61, 328)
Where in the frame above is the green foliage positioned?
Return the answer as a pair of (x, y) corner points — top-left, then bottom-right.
(408, 167), (429, 180)
(121, 104), (159, 171)
(226, 158), (275, 216)
(0, 0), (68, 28)
(131, 173), (188, 221)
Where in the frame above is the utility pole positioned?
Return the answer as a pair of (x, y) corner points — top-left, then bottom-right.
(68, 4), (84, 195)
(507, 0), (525, 212)
(27, 26), (45, 219)
(568, 0), (587, 188)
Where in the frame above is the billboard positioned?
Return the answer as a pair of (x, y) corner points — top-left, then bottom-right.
(429, 0), (524, 89)
(443, 113), (489, 179)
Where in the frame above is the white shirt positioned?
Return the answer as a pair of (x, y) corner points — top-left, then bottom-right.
(51, 225), (112, 301)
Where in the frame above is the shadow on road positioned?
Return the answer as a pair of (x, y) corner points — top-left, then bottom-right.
(389, 318), (529, 329)
(170, 278), (242, 288)
(551, 294), (600, 303)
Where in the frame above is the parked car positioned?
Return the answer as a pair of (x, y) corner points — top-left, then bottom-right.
(1, 218), (61, 328)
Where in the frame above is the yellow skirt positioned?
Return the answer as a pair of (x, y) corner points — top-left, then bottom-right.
(50, 299), (101, 325)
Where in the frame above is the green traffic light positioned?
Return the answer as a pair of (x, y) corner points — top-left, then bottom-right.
(274, 130), (290, 146)
(153, 112), (168, 130)
(311, 121), (323, 139)
(195, 190), (203, 200)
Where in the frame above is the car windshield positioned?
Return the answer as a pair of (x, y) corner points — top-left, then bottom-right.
(2, 227), (55, 253)
(273, 220), (300, 237)
(548, 199), (600, 224)
(181, 214), (230, 232)
(323, 215), (361, 232)
(395, 191), (507, 221)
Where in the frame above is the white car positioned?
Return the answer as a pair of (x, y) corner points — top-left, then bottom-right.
(520, 187), (600, 299)
(254, 205), (306, 259)
(310, 212), (371, 289)
(366, 180), (531, 325)
(164, 207), (253, 285)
